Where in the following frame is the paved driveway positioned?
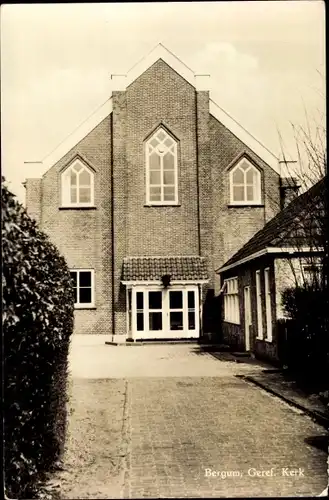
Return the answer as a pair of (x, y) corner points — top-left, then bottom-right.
(59, 336), (328, 498)
(68, 335), (269, 379)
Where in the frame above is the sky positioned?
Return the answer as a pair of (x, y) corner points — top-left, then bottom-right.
(1, 1), (325, 203)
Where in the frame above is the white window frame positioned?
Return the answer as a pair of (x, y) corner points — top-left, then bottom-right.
(229, 157), (261, 205)
(256, 270), (263, 339)
(129, 285), (199, 339)
(223, 277), (240, 324)
(264, 267), (272, 342)
(70, 269), (95, 308)
(61, 159), (95, 208)
(145, 127), (179, 206)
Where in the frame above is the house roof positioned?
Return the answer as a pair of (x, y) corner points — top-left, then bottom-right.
(24, 43), (280, 179)
(122, 256), (208, 283)
(217, 177), (326, 273)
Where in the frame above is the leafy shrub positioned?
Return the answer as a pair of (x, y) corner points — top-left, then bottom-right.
(281, 285), (329, 386)
(2, 180), (75, 498)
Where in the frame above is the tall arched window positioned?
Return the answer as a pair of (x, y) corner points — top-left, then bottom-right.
(61, 159), (94, 207)
(229, 157), (261, 204)
(145, 127), (178, 205)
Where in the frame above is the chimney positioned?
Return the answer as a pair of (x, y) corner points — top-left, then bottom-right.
(24, 178), (42, 224)
(280, 176), (300, 209)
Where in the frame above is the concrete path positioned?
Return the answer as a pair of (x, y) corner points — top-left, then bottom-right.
(68, 336), (269, 379)
(59, 337), (328, 498)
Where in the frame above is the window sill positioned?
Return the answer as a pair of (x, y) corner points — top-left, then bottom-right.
(265, 337), (273, 343)
(59, 206), (97, 210)
(255, 336), (264, 341)
(74, 306), (96, 310)
(224, 320), (240, 325)
(144, 203), (181, 207)
(228, 204), (264, 208)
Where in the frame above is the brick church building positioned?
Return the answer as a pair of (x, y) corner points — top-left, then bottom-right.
(25, 44), (291, 342)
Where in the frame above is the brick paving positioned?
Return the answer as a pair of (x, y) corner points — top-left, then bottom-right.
(127, 376), (327, 498)
(64, 341), (328, 498)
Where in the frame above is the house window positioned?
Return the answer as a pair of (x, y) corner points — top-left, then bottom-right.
(230, 158), (261, 204)
(70, 269), (94, 308)
(61, 159), (94, 207)
(256, 270), (263, 339)
(264, 268), (272, 341)
(223, 277), (240, 324)
(129, 286), (199, 338)
(145, 127), (178, 205)
(303, 263), (323, 287)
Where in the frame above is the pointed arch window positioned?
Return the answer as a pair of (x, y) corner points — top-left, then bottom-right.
(61, 159), (94, 207)
(229, 158), (261, 205)
(145, 128), (178, 205)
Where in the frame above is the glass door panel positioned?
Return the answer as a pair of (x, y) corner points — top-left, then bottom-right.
(136, 291), (144, 331)
(169, 290), (184, 330)
(148, 291), (163, 331)
(187, 290), (196, 330)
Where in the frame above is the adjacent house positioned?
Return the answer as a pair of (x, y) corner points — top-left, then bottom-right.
(25, 44), (291, 341)
(216, 177), (326, 362)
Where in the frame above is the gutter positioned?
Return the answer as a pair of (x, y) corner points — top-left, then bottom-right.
(217, 247), (324, 274)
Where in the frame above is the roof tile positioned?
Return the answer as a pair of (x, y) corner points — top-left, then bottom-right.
(122, 256), (208, 282)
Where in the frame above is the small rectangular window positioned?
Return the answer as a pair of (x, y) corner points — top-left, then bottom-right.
(70, 269), (94, 308)
(223, 277), (240, 324)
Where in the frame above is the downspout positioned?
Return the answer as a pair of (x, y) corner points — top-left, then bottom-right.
(195, 90), (202, 256)
(110, 112), (115, 341)
(195, 90), (204, 339)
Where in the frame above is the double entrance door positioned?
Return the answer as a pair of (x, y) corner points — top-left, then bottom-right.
(129, 285), (199, 339)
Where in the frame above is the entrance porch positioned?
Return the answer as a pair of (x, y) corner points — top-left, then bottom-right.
(121, 256), (209, 341)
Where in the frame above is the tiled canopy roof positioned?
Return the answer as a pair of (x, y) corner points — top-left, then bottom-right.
(122, 256), (208, 282)
(218, 177), (326, 271)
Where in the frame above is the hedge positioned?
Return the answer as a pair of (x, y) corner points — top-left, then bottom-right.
(281, 285), (329, 386)
(2, 179), (75, 498)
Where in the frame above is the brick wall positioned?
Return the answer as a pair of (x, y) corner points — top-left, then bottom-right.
(124, 60), (200, 257)
(26, 116), (113, 335)
(221, 256), (279, 363)
(210, 116), (281, 295)
(25, 58), (283, 339)
(111, 60), (202, 336)
(25, 178), (42, 224)
(112, 91), (128, 337)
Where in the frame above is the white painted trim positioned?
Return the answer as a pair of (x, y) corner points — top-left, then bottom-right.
(130, 284), (199, 339)
(256, 270), (263, 340)
(264, 267), (272, 342)
(217, 249), (268, 273)
(70, 268), (95, 308)
(229, 157), (262, 204)
(145, 127), (178, 205)
(267, 246), (324, 254)
(244, 286), (251, 352)
(61, 158), (95, 207)
(24, 98), (112, 177)
(25, 44), (280, 186)
(217, 247), (324, 273)
(223, 277), (240, 324)
(122, 279), (209, 286)
(110, 43), (208, 91)
(60, 205), (96, 209)
(209, 99), (280, 174)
